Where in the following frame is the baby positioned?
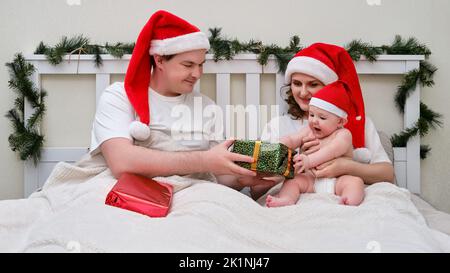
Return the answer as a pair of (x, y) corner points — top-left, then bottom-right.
(266, 81), (365, 207)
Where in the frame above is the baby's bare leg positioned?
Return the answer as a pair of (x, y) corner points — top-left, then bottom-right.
(266, 174), (314, 207)
(335, 175), (365, 206)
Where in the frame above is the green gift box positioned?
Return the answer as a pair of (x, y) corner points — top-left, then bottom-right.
(231, 140), (297, 179)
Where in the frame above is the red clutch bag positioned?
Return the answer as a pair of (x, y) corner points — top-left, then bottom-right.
(105, 173), (173, 217)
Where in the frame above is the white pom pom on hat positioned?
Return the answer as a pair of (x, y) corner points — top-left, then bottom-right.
(129, 121), (151, 141)
(353, 148), (371, 164)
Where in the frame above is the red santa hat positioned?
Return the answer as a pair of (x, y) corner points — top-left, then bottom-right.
(310, 81), (352, 120)
(285, 43), (366, 148)
(124, 10), (210, 140)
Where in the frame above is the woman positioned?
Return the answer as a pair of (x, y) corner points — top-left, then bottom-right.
(91, 10), (258, 187)
(251, 43), (395, 200)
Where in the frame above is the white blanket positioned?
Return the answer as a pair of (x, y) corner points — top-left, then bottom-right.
(1, 131), (450, 252)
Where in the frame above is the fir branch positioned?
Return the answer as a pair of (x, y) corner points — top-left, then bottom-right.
(208, 27), (222, 41)
(46, 47), (66, 65)
(14, 96), (24, 114)
(257, 44), (278, 66)
(26, 91), (47, 129)
(5, 54), (46, 164)
(208, 28), (233, 61)
(271, 49), (295, 73)
(104, 42), (134, 58)
(417, 115), (430, 137)
(34, 41), (49, 54)
(390, 122), (420, 147)
(395, 61), (438, 113)
(345, 39), (382, 61)
(418, 61), (437, 87)
(5, 109), (25, 136)
(289, 36), (301, 52)
(5, 107), (44, 164)
(390, 103), (442, 148)
(382, 35), (431, 57)
(420, 145), (431, 159)
(92, 44), (103, 67)
(395, 69), (419, 113)
(6, 54), (40, 107)
(243, 39), (264, 54)
(230, 39), (244, 54)
(420, 102), (443, 130)
(43, 35), (90, 65)
(7, 129), (44, 164)
(36, 35), (136, 66)
(58, 35), (91, 52)
(208, 28), (299, 73)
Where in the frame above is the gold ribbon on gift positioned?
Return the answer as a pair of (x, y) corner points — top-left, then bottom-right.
(283, 148), (293, 177)
(250, 141), (261, 171)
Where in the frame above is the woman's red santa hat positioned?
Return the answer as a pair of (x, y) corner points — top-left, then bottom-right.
(124, 10), (210, 141)
(285, 43), (366, 150)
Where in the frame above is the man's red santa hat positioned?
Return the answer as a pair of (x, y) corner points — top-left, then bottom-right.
(124, 10), (210, 141)
(285, 43), (366, 149)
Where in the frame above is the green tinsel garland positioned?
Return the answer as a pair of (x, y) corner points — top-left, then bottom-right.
(5, 31), (442, 162)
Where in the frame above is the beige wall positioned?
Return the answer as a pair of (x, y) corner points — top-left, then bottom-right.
(1, 0), (449, 212)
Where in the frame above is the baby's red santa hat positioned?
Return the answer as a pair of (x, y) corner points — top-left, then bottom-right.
(285, 43), (366, 149)
(310, 81), (371, 163)
(310, 81), (352, 120)
(124, 10), (210, 141)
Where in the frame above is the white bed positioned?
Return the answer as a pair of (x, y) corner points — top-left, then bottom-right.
(1, 54), (450, 252)
(1, 151), (450, 253)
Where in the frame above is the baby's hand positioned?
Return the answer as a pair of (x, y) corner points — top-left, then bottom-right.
(293, 153), (310, 174)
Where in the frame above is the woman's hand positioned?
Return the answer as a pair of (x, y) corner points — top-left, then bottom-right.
(203, 139), (257, 177)
(311, 157), (353, 178)
(300, 135), (320, 155)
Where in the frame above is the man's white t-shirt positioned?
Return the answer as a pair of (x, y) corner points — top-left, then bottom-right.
(90, 82), (223, 155)
(260, 114), (391, 164)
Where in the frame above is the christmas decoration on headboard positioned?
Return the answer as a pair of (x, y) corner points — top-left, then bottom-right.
(5, 30), (442, 163)
(5, 54), (46, 164)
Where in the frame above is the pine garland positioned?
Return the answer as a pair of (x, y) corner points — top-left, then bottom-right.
(5, 32), (442, 162)
(342, 36), (442, 159)
(208, 28), (302, 72)
(5, 54), (46, 164)
(34, 35), (135, 67)
(345, 39), (382, 61)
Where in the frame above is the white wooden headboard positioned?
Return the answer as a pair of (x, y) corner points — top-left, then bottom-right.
(24, 54), (424, 197)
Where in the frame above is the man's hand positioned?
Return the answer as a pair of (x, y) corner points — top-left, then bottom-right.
(244, 174), (283, 200)
(203, 139), (257, 177)
(237, 173), (281, 187)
